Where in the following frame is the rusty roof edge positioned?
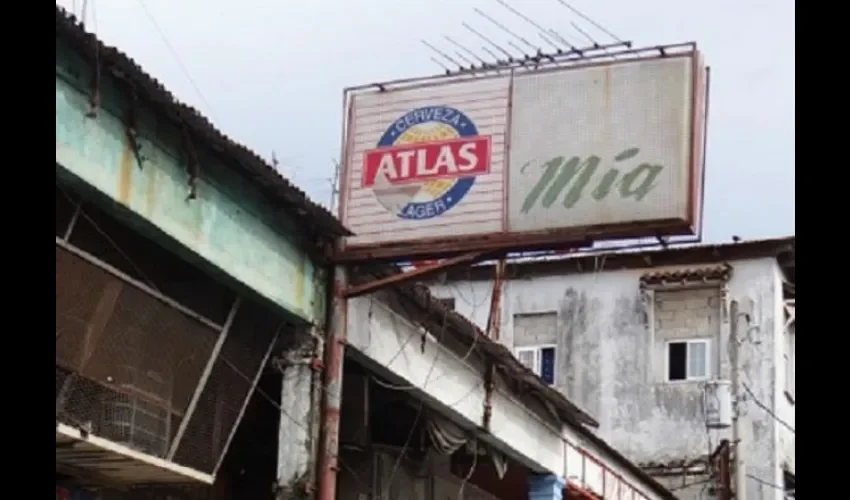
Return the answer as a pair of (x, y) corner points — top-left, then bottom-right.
(441, 236), (795, 281)
(55, 6), (351, 242)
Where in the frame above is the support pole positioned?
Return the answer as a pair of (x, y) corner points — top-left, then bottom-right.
(168, 298), (241, 459)
(717, 440), (732, 500)
(317, 266), (347, 500)
(729, 300), (747, 500)
(214, 326), (281, 477)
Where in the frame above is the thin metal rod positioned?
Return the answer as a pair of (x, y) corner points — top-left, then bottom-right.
(473, 8), (539, 53)
(571, 21), (599, 46)
(430, 57), (451, 72)
(553, 0), (625, 43)
(445, 36), (488, 65)
(421, 40), (464, 68)
(212, 324), (281, 476)
(570, 22), (616, 59)
(55, 237), (223, 331)
(548, 28), (579, 49)
(64, 203), (82, 241)
(168, 297), (242, 459)
(481, 46), (504, 63)
(462, 22), (515, 60)
(494, 0), (562, 51)
(454, 51), (476, 67)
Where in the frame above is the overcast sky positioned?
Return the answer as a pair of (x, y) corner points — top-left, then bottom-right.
(56, 0), (794, 244)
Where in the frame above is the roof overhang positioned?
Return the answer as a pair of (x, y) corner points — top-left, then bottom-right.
(56, 423), (213, 488)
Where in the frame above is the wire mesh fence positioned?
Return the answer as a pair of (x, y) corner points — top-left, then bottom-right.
(56, 242), (280, 477)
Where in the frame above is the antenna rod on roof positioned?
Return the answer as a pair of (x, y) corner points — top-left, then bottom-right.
(462, 22), (516, 61)
(445, 36), (490, 66)
(422, 40), (465, 70)
(473, 8), (539, 54)
(492, 0), (565, 52)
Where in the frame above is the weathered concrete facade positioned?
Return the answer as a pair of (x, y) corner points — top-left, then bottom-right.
(429, 239), (795, 499)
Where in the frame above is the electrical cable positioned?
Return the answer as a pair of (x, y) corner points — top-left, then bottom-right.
(456, 440), (479, 499)
(741, 382), (795, 434)
(135, 0), (217, 121)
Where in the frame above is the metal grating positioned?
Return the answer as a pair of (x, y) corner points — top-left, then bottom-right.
(56, 241), (281, 479)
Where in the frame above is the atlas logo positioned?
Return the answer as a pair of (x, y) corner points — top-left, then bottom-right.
(362, 105), (491, 220)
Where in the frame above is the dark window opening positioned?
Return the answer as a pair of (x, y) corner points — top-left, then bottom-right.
(540, 347), (556, 386)
(668, 342), (687, 381)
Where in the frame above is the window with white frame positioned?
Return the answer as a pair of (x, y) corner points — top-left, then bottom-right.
(666, 340), (710, 382)
(515, 345), (557, 386)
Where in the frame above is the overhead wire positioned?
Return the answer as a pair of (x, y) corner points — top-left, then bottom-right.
(135, 0), (218, 122)
(741, 382), (795, 434)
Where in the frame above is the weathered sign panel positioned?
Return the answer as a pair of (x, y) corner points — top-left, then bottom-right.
(338, 45), (707, 262)
(340, 76), (510, 246)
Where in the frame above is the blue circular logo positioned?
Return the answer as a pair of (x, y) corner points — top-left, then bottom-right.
(367, 105), (483, 221)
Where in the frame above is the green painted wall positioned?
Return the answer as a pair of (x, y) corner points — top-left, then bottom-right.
(55, 43), (327, 324)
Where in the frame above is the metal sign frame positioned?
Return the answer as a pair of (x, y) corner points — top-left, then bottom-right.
(335, 42), (709, 264)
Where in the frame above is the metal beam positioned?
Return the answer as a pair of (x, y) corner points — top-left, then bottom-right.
(213, 325), (281, 476)
(342, 251), (487, 299)
(168, 298), (241, 459)
(63, 202), (82, 241)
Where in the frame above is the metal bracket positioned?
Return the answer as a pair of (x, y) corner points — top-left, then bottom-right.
(85, 38), (101, 119)
(124, 92), (147, 169)
(341, 251), (488, 299)
(180, 123), (201, 200)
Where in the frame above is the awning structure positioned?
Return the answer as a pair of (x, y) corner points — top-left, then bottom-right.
(56, 423), (213, 487)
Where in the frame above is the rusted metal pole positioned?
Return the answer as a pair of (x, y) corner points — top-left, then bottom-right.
(317, 266), (347, 500)
(717, 440), (732, 500)
(482, 259), (506, 430)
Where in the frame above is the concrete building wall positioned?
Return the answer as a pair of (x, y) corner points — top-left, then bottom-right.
(430, 257), (788, 499)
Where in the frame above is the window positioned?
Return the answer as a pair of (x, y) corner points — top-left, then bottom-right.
(666, 340), (710, 382)
(515, 346), (557, 386)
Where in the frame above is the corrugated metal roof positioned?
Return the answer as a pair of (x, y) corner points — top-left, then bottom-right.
(55, 6), (349, 241)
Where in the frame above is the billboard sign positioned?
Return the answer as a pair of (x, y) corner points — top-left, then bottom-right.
(338, 44), (707, 262)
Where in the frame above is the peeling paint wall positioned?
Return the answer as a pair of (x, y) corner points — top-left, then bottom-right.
(430, 257), (789, 499)
(55, 43), (327, 324)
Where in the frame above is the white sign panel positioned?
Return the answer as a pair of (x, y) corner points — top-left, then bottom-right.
(341, 76), (510, 246)
(508, 56), (697, 232)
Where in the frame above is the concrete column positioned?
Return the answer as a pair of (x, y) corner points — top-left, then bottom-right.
(277, 327), (323, 499)
(529, 474), (565, 500)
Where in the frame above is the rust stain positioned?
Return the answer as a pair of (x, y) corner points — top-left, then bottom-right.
(118, 135), (133, 204)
